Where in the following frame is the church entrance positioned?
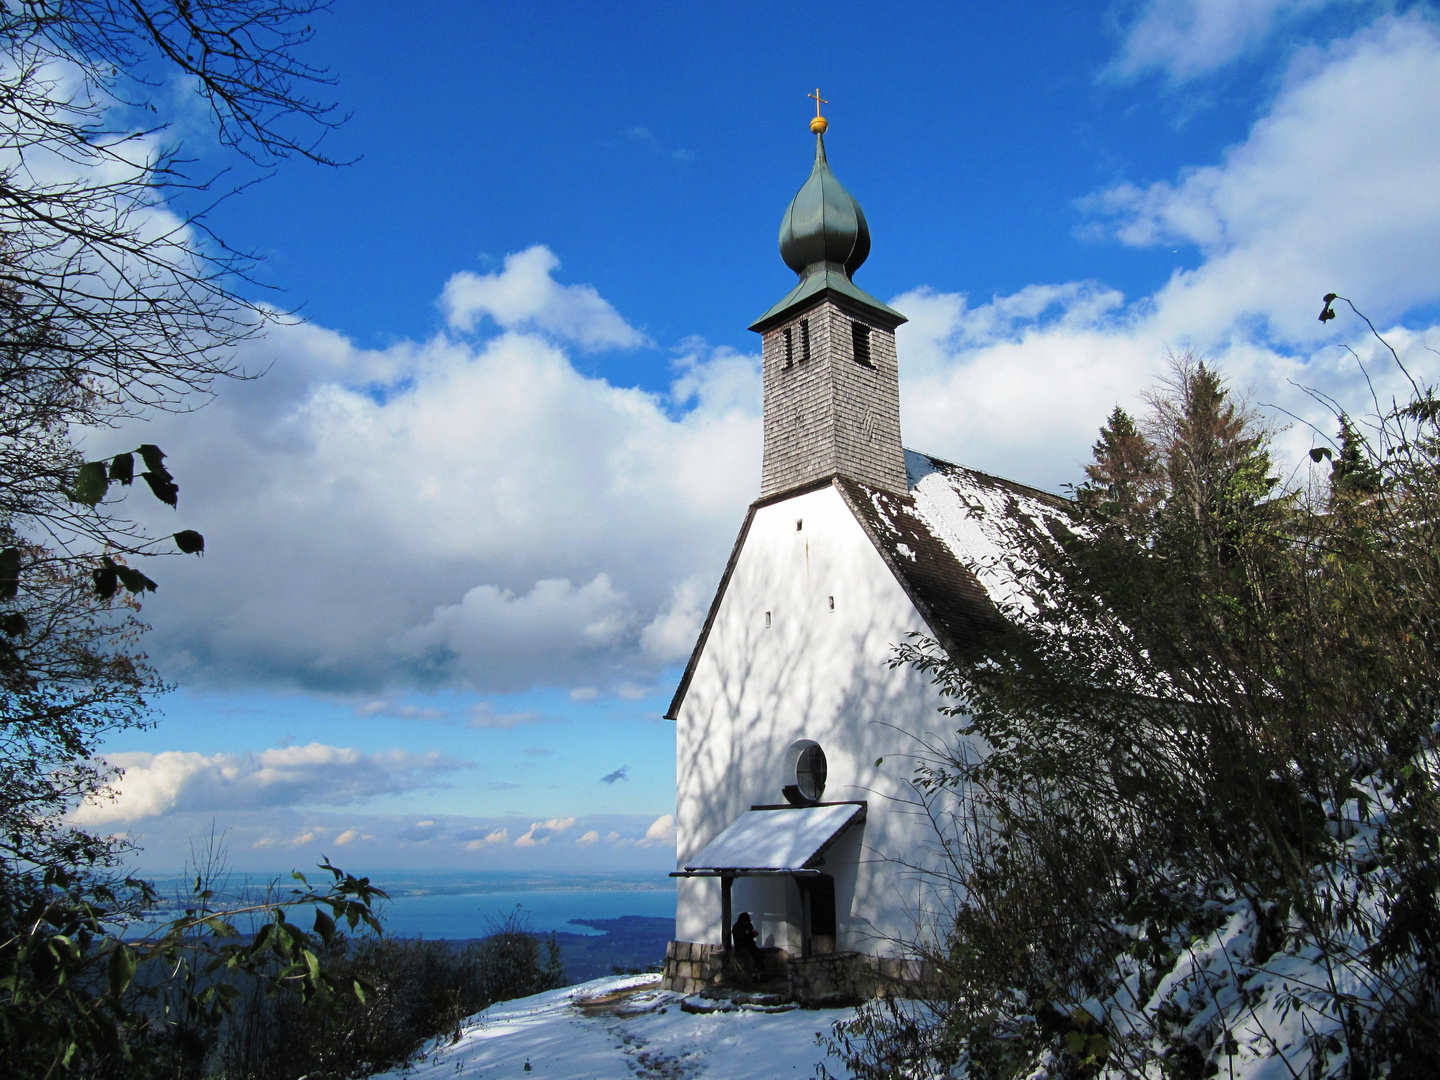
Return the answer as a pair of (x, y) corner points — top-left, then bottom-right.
(799, 873), (837, 957)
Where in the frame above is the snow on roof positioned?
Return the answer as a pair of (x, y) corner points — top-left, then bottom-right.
(681, 802), (864, 872)
(906, 450), (1071, 612)
(831, 451), (1071, 661)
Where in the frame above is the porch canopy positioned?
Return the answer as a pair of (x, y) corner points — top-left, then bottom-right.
(671, 802), (865, 959)
(675, 801), (865, 876)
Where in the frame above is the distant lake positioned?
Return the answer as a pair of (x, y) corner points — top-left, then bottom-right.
(376, 884), (676, 939)
(137, 870), (676, 941)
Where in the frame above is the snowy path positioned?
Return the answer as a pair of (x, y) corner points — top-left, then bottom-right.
(374, 974), (855, 1080)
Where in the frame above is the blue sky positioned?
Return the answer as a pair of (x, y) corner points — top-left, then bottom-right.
(76, 1), (1440, 873)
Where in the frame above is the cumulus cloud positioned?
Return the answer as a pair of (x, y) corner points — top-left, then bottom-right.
(72, 744), (468, 826)
(514, 816), (577, 847)
(440, 245), (649, 350)
(576, 830), (600, 846)
(401, 575), (631, 688)
(900, 14), (1440, 489)
(114, 297), (759, 696)
(1107, 0), (1368, 83)
(638, 814), (675, 848)
(462, 827), (510, 851)
(1095, 16), (1440, 341)
(639, 577), (706, 663)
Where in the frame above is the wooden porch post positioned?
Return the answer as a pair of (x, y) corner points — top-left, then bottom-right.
(720, 873), (734, 953)
(798, 876), (813, 959)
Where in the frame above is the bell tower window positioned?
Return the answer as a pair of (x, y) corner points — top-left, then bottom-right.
(782, 327), (794, 369)
(800, 319), (811, 362)
(852, 321), (872, 368)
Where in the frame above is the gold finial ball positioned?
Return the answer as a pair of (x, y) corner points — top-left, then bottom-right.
(810, 115), (829, 134)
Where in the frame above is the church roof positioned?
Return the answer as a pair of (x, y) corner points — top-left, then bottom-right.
(842, 451), (1070, 660)
(664, 450), (1072, 720)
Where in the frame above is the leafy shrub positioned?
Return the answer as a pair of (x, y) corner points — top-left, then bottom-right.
(211, 911), (565, 1080)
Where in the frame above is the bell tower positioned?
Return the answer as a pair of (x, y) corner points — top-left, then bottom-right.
(750, 98), (907, 499)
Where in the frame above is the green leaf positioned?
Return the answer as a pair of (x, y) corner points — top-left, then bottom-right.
(0, 547), (18, 601)
(874, 757), (883, 767)
(353, 977), (368, 1004)
(173, 529), (205, 555)
(313, 908), (336, 946)
(72, 461), (109, 506)
(142, 470), (179, 507)
(50, 933), (80, 964)
(137, 444), (167, 474)
(302, 949), (321, 982)
(92, 563), (119, 600)
(1310, 447), (1333, 462)
(114, 566), (158, 594)
(109, 944), (137, 997)
(108, 452), (135, 485)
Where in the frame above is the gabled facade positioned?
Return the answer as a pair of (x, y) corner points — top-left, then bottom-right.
(662, 110), (1068, 1003)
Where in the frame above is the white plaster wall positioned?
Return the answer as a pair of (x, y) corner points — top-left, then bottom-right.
(674, 483), (956, 956)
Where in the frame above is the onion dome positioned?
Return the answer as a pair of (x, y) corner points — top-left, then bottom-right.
(778, 132), (871, 278)
(750, 112), (905, 334)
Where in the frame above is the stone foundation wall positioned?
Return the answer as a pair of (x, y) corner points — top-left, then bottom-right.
(661, 940), (727, 995)
(664, 941), (926, 1004)
(788, 951), (922, 1005)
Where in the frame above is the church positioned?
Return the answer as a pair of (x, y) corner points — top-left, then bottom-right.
(661, 103), (1070, 1003)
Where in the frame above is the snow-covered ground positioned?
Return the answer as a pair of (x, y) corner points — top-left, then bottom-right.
(375, 975), (855, 1080)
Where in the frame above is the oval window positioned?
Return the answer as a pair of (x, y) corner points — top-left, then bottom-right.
(783, 740), (828, 805)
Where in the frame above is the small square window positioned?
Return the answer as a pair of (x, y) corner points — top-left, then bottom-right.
(795, 519), (803, 532)
(764, 611), (772, 628)
(828, 596), (835, 611)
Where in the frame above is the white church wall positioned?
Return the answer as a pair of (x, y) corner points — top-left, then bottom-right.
(675, 482), (960, 956)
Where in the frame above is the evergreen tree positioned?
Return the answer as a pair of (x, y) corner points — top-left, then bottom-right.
(825, 343), (1440, 1079)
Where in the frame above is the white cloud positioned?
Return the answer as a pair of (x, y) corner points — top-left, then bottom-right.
(465, 703), (552, 729)
(401, 575), (632, 688)
(353, 700), (449, 721)
(576, 830), (600, 846)
(1107, 0), (1368, 83)
(899, 14), (1440, 489)
(1097, 16), (1440, 341)
(114, 303), (760, 696)
(73, 744), (468, 825)
(514, 816), (577, 847)
(638, 813), (675, 848)
(440, 245), (649, 350)
(334, 828), (374, 845)
(639, 577), (706, 663)
(463, 827), (510, 851)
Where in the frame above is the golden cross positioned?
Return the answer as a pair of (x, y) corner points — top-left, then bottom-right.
(808, 88), (828, 118)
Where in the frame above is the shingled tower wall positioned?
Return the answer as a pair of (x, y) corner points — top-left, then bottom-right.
(759, 298), (905, 498)
(750, 116), (908, 500)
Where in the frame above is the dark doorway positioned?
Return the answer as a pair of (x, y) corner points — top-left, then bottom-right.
(810, 874), (836, 954)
